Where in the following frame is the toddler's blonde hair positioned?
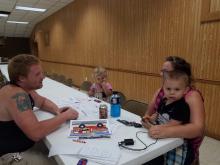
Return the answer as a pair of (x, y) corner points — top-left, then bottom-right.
(93, 66), (107, 78)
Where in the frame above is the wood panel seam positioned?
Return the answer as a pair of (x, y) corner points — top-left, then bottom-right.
(40, 59), (220, 86)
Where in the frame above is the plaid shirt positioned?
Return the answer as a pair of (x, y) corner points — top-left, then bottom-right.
(165, 141), (188, 165)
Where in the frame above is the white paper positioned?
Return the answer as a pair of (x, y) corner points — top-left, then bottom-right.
(77, 144), (121, 165)
(48, 142), (84, 157)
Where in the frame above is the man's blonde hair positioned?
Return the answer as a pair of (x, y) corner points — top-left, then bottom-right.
(8, 54), (40, 84)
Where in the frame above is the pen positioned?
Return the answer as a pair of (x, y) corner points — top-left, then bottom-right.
(79, 136), (111, 139)
(81, 110), (87, 116)
(73, 139), (86, 143)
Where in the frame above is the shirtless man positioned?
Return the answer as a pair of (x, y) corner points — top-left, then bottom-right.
(0, 54), (78, 163)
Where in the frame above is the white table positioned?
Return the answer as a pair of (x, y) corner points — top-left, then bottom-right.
(0, 64), (183, 165)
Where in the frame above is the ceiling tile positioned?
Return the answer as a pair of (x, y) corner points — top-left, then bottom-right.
(0, 0), (75, 37)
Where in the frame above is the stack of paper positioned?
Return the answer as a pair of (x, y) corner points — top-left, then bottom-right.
(77, 144), (121, 165)
(49, 143), (121, 165)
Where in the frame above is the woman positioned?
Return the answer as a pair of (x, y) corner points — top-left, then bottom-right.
(142, 56), (205, 165)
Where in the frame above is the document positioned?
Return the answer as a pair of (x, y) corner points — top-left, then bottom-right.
(49, 142), (121, 165)
(49, 142), (84, 157)
(77, 143), (121, 165)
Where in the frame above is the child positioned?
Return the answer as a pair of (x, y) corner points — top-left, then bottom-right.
(0, 69), (8, 88)
(88, 66), (113, 102)
(142, 70), (192, 165)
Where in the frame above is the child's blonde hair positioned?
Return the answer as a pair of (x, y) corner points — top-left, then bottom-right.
(163, 70), (190, 86)
(93, 66), (107, 78)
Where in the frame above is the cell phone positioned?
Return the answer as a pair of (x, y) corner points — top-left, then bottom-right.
(130, 122), (142, 128)
(77, 158), (88, 165)
(117, 119), (130, 126)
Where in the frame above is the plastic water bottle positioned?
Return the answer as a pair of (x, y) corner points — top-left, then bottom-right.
(110, 92), (121, 117)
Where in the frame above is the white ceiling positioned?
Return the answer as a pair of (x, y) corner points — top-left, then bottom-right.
(0, 0), (74, 38)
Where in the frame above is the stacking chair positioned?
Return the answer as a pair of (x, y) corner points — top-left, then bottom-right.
(122, 100), (148, 117)
(44, 71), (50, 77)
(57, 75), (66, 84)
(50, 73), (59, 81)
(80, 81), (92, 92)
(65, 78), (74, 87)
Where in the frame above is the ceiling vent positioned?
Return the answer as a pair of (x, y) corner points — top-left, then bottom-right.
(0, 11), (11, 16)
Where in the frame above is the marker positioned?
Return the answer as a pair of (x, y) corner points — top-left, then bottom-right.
(73, 139), (86, 143)
(81, 110), (87, 116)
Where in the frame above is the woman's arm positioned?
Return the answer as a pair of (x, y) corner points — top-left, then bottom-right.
(144, 88), (161, 116)
(148, 91), (205, 139)
(184, 90), (205, 137)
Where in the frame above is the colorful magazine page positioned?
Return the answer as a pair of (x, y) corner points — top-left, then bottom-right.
(69, 119), (111, 139)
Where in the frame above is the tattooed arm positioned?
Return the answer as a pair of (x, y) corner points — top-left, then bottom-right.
(29, 91), (78, 115)
(29, 91), (60, 115)
(7, 90), (78, 141)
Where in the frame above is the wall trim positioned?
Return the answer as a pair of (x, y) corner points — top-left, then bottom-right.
(201, 0), (220, 23)
(40, 59), (220, 86)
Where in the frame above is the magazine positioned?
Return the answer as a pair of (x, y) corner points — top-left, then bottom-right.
(69, 119), (111, 139)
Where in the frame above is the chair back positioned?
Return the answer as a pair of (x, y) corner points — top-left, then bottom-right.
(80, 81), (92, 91)
(122, 100), (148, 117)
(57, 75), (66, 83)
(112, 91), (126, 105)
(65, 78), (74, 87)
(51, 73), (59, 81)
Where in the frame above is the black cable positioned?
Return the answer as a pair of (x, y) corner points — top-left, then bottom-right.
(118, 131), (158, 151)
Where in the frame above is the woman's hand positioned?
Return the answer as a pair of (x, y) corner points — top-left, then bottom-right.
(148, 125), (169, 139)
(141, 120), (153, 129)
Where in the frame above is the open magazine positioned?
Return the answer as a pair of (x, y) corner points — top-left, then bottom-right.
(69, 119), (111, 139)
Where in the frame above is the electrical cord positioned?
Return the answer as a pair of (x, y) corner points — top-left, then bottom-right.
(118, 131), (158, 151)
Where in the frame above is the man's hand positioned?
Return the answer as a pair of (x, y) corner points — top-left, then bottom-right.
(59, 106), (70, 113)
(59, 107), (79, 120)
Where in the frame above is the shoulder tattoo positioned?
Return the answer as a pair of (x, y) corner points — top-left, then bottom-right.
(12, 92), (32, 112)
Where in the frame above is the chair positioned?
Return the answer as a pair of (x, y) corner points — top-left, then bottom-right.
(50, 73), (59, 81)
(122, 100), (148, 117)
(80, 81), (92, 92)
(44, 71), (50, 77)
(57, 75), (66, 84)
(65, 78), (74, 87)
(112, 91), (126, 105)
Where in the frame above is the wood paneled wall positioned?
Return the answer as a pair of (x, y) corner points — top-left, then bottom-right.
(32, 0), (220, 139)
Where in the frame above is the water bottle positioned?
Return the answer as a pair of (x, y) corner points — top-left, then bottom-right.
(110, 91), (121, 117)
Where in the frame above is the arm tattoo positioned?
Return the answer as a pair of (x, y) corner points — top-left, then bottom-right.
(12, 92), (32, 112)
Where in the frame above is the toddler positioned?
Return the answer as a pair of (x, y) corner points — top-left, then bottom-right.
(88, 66), (113, 102)
(142, 70), (192, 165)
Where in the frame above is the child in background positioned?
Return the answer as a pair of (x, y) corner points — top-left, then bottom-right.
(0, 69), (8, 88)
(142, 70), (192, 165)
(88, 66), (113, 102)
